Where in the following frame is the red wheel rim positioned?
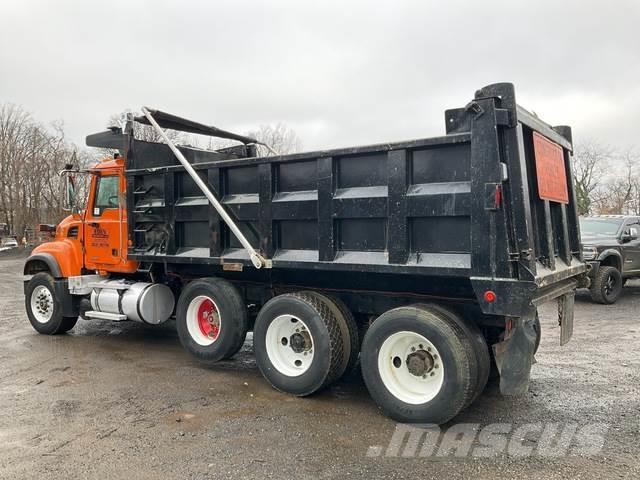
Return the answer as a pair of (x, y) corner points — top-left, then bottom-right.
(197, 298), (220, 341)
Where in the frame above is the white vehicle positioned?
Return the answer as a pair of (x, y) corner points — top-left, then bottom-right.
(1, 238), (18, 248)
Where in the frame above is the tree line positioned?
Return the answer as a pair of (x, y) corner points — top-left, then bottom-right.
(0, 104), (301, 237)
(572, 142), (640, 216)
(0, 104), (97, 238)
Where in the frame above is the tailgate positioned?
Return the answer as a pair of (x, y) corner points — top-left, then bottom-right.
(448, 83), (587, 318)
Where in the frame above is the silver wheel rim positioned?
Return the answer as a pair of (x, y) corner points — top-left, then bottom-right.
(378, 331), (445, 404)
(265, 315), (315, 377)
(186, 295), (222, 346)
(31, 285), (54, 324)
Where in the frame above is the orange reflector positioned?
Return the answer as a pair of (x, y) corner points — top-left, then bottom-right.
(484, 290), (497, 303)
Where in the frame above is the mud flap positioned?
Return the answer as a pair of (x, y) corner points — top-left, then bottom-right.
(53, 279), (80, 318)
(493, 315), (537, 395)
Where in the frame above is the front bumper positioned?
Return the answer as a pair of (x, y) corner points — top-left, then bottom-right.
(585, 260), (600, 278)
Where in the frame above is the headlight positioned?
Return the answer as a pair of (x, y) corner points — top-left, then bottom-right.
(582, 246), (598, 261)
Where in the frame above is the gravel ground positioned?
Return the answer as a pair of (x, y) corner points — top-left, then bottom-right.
(0, 256), (638, 479)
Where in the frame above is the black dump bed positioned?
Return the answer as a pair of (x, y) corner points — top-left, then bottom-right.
(90, 83), (587, 318)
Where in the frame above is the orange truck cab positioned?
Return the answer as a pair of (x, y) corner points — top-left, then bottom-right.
(23, 156), (139, 326)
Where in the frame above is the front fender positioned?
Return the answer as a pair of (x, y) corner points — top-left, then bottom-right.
(24, 253), (62, 277)
(597, 249), (623, 270)
(25, 240), (83, 278)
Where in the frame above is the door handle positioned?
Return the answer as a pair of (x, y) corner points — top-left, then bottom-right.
(89, 222), (100, 228)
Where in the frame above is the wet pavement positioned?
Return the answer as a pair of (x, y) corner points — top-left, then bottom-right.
(0, 256), (639, 479)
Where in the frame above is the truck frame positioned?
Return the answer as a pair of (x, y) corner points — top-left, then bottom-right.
(23, 83), (587, 424)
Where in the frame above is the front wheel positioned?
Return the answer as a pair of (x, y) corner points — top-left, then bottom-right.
(25, 272), (77, 334)
(590, 266), (623, 304)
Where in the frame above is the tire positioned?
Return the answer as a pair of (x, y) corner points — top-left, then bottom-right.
(361, 306), (474, 424)
(306, 292), (359, 380)
(254, 292), (344, 396)
(419, 304), (489, 406)
(25, 272), (77, 335)
(590, 266), (623, 304)
(176, 277), (247, 363)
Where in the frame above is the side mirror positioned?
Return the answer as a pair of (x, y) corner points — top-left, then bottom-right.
(60, 171), (78, 212)
(61, 174), (72, 211)
(622, 227), (638, 242)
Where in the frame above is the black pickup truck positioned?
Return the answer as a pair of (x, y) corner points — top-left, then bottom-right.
(580, 215), (640, 303)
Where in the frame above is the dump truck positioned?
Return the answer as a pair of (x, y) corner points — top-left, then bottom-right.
(23, 83), (587, 424)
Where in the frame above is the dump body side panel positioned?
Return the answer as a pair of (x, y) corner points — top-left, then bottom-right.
(126, 134), (475, 278)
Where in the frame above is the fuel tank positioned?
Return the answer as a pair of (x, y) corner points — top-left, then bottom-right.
(90, 280), (174, 324)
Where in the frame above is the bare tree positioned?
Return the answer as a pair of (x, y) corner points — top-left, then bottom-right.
(591, 149), (639, 215)
(247, 123), (302, 156)
(0, 103), (85, 236)
(571, 141), (612, 215)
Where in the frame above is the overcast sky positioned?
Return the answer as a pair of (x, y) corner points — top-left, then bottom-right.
(1, 0), (639, 153)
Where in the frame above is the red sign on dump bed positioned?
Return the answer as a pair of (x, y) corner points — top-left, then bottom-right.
(533, 131), (569, 204)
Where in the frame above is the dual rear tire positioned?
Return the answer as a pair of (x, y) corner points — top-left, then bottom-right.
(361, 305), (489, 424)
(253, 291), (359, 396)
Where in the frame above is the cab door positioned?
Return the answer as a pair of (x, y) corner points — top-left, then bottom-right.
(84, 174), (123, 268)
(622, 217), (640, 274)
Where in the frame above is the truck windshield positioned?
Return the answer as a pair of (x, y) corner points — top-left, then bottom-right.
(580, 218), (623, 236)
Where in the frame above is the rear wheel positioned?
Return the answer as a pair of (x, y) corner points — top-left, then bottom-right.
(176, 278), (247, 363)
(25, 272), (77, 334)
(254, 292), (344, 396)
(590, 266), (623, 304)
(361, 306), (474, 424)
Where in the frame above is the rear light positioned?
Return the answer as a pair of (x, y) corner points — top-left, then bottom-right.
(494, 184), (502, 209)
(484, 290), (497, 303)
